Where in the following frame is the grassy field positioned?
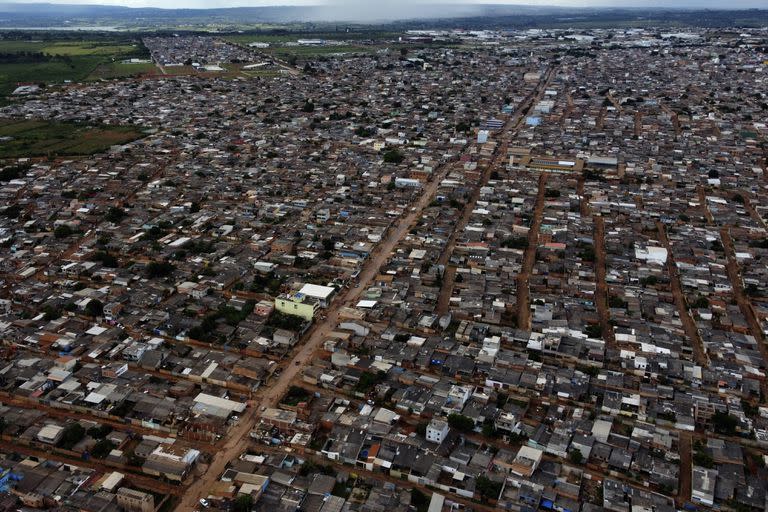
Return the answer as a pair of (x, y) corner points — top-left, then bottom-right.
(41, 41), (140, 56)
(160, 64), (196, 75)
(0, 119), (144, 158)
(241, 69), (282, 78)
(87, 61), (157, 80)
(0, 55), (104, 97)
(224, 31), (400, 45)
(0, 40), (140, 56)
(0, 40), (48, 53)
(0, 38), (148, 100)
(224, 31), (399, 58)
(263, 45), (375, 57)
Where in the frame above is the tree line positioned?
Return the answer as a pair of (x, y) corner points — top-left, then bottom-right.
(0, 52), (74, 64)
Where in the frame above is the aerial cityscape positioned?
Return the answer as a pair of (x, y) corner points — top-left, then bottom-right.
(0, 2), (767, 512)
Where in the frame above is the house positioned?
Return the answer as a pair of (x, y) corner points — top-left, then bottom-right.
(509, 446), (543, 477)
(426, 418), (449, 444)
(692, 466), (717, 507)
(441, 384), (471, 415)
(142, 444), (200, 482)
(275, 293), (318, 321)
(255, 300), (274, 317)
(273, 329), (298, 347)
(260, 408), (298, 432)
(116, 488), (154, 512)
(37, 424), (65, 444)
(298, 283), (336, 308)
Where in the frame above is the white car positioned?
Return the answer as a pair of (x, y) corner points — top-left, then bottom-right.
(199, 498), (209, 508)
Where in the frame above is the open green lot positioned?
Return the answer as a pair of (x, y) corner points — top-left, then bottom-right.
(88, 60), (157, 80)
(0, 40), (48, 53)
(0, 119), (145, 159)
(224, 32), (401, 58)
(0, 40), (140, 56)
(0, 56), (103, 97)
(264, 45), (375, 57)
(40, 41), (139, 56)
(224, 31), (400, 45)
(0, 38), (150, 100)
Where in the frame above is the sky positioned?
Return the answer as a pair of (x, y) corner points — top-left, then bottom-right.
(3, 0), (766, 9)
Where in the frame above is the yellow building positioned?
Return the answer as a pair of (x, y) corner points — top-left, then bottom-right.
(275, 293), (318, 321)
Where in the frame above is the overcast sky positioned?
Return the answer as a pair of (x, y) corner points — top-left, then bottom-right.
(3, 0), (766, 9)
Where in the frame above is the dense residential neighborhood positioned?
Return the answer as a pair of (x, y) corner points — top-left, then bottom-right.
(0, 26), (767, 512)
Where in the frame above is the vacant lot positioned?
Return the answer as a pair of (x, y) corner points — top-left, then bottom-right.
(224, 31), (400, 45)
(0, 55), (103, 97)
(0, 119), (144, 159)
(88, 61), (157, 80)
(0, 38), (148, 100)
(265, 45), (374, 57)
(40, 41), (139, 56)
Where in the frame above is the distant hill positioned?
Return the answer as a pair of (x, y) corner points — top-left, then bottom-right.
(0, 2), (765, 28)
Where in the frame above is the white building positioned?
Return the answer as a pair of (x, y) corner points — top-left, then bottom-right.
(692, 466), (717, 506)
(298, 283), (336, 308)
(426, 418), (449, 444)
(442, 385), (472, 414)
(395, 178), (422, 188)
(634, 245), (668, 264)
(37, 424), (65, 444)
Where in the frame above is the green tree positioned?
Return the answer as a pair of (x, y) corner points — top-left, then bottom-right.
(104, 206), (127, 223)
(608, 296), (628, 309)
(501, 237), (528, 249)
(354, 126), (376, 137)
(410, 489), (429, 512)
(456, 121), (471, 133)
(355, 370), (387, 393)
(146, 261), (175, 278)
(693, 450), (714, 468)
(692, 296), (710, 309)
(233, 494), (253, 512)
(58, 423), (86, 450)
(383, 149), (404, 164)
(641, 275), (658, 286)
(712, 411), (738, 436)
(584, 324), (602, 338)
(580, 245), (596, 262)
(568, 450), (584, 464)
(91, 439), (116, 459)
(42, 304), (61, 321)
(0, 164), (30, 182)
(54, 225), (73, 238)
(447, 413), (475, 433)
(85, 299), (104, 317)
(87, 424), (113, 439)
(91, 251), (118, 268)
(475, 475), (502, 502)
(482, 420), (498, 438)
